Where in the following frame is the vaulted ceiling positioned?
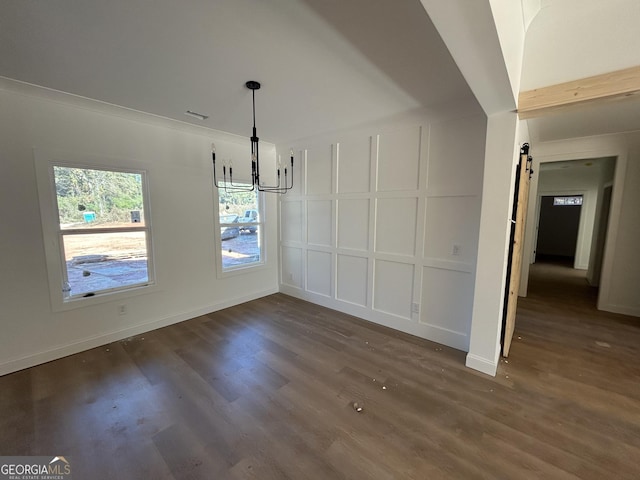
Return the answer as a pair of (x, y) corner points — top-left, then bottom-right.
(0, 0), (476, 144)
(2, 0), (639, 145)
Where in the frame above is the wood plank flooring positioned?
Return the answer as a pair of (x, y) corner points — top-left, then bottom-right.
(1, 263), (639, 479)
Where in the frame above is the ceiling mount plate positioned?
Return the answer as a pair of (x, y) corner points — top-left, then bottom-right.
(246, 81), (261, 90)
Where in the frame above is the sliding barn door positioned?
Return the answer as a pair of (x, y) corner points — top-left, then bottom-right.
(502, 144), (533, 357)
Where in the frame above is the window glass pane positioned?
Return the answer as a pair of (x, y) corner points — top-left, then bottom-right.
(218, 183), (261, 270)
(553, 196), (583, 206)
(218, 187), (259, 222)
(54, 166), (145, 229)
(62, 231), (149, 297)
(221, 230), (261, 269)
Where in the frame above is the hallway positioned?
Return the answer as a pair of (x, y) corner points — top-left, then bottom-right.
(506, 260), (640, 436)
(513, 259), (639, 358)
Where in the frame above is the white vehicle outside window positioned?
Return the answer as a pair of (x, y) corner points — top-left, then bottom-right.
(216, 183), (264, 273)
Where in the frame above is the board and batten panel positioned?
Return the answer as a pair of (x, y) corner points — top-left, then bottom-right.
(373, 259), (414, 320)
(279, 110), (487, 354)
(280, 200), (304, 243)
(375, 197), (418, 256)
(281, 246), (303, 288)
(305, 144), (332, 195)
(336, 254), (368, 307)
(337, 136), (371, 194)
(427, 115), (486, 195)
(337, 198), (369, 251)
(421, 267), (475, 350)
(307, 200), (332, 247)
(377, 126), (421, 192)
(307, 250), (332, 297)
(424, 195), (481, 264)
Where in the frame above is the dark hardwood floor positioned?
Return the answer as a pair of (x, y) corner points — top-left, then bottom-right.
(1, 265), (639, 479)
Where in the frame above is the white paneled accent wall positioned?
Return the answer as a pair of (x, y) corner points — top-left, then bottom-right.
(336, 255), (368, 306)
(307, 200), (332, 247)
(279, 112), (487, 351)
(337, 199), (369, 251)
(377, 126), (421, 192)
(307, 250), (332, 297)
(375, 197), (418, 256)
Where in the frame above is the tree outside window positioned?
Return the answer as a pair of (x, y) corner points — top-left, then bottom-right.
(52, 165), (153, 299)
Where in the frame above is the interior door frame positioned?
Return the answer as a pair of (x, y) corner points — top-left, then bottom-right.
(533, 190), (588, 269)
(518, 137), (628, 315)
(588, 182), (614, 287)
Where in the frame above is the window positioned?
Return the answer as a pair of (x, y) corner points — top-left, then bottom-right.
(50, 165), (154, 300)
(216, 183), (263, 271)
(553, 196), (583, 206)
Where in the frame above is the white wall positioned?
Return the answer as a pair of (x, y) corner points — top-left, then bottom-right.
(522, 0), (640, 89)
(610, 135), (640, 315)
(488, 0), (526, 100)
(522, 133), (639, 317)
(278, 107), (487, 352)
(587, 160), (616, 285)
(0, 80), (279, 375)
(465, 113), (526, 376)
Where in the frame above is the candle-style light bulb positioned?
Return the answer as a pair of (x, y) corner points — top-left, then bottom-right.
(211, 143), (216, 153)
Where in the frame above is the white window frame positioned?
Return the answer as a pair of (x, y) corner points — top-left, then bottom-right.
(35, 148), (156, 311)
(214, 182), (266, 276)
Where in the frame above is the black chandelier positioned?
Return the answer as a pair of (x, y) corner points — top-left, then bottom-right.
(212, 81), (294, 194)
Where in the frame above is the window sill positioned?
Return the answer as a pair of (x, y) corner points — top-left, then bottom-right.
(51, 282), (159, 312)
(217, 261), (268, 279)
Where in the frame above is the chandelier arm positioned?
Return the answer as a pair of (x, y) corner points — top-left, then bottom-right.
(212, 81), (295, 194)
(287, 155), (294, 190)
(257, 151), (294, 191)
(213, 152), (254, 192)
(211, 149), (227, 189)
(228, 163), (255, 191)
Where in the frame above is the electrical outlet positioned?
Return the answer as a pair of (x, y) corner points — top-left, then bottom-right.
(452, 244), (461, 256)
(411, 302), (419, 314)
(118, 304), (127, 316)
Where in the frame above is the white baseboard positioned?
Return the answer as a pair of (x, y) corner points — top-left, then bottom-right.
(279, 284), (470, 352)
(0, 287), (278, 377)
(465, 353), (498, 376)
(599, 303), (640, 318)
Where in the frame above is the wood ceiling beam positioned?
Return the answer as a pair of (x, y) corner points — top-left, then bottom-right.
(518, 65), (640, 119)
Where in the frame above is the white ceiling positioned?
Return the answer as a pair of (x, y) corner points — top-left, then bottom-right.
(522, 0), (640, 143)
(539, 156), (614, 172)
(2, 0), (638, 146)
(0, 0), (476, 144)
(527, 96), (640, 143)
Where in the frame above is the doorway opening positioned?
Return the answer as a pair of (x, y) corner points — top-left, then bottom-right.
(527, 157), (616, 309)
(535, 194), (582, 267)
